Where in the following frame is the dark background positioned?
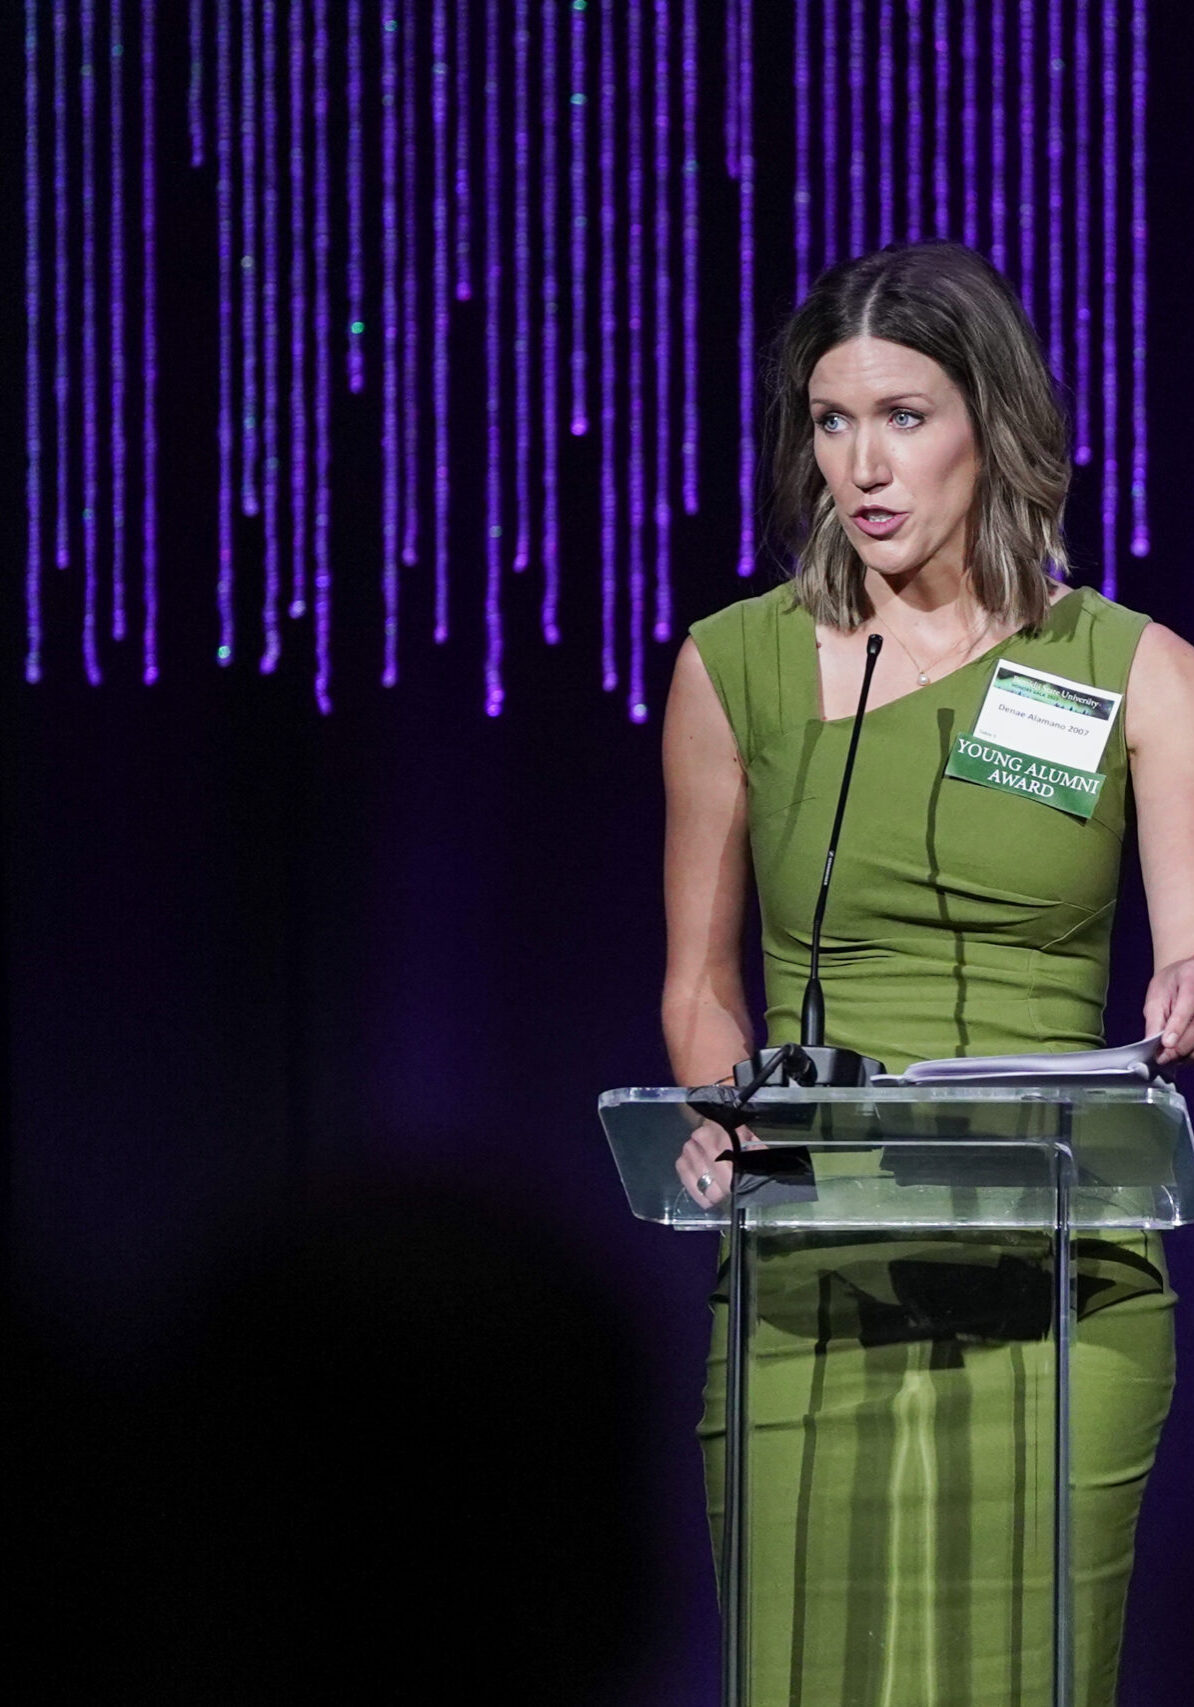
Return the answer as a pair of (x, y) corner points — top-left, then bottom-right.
(4, 5), (1194, 1702)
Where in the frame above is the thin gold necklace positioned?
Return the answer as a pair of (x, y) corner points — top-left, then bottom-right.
(872, 604), (990, 686)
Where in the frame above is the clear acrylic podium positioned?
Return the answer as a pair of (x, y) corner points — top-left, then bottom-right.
(599, 1081), (1194, 1707)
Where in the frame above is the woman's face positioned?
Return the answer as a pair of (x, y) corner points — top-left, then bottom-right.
(808, 336), (980, 586)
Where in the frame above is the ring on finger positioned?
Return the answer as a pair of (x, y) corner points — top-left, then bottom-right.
(696, 1171), (715, 1195)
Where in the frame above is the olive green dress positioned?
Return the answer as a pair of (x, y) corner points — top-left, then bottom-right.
(689, 584), (1176, 1707)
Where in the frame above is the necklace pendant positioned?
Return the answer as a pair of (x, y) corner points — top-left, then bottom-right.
(917, 670), (930, 685)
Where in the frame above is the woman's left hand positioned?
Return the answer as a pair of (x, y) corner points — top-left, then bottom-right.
(1144, 959), (1194, 1066)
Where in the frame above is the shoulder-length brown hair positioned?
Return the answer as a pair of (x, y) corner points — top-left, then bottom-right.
(766, 242), (1070, 632)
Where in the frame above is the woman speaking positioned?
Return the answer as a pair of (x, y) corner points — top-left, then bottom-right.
(662, 242), (1194, 1706)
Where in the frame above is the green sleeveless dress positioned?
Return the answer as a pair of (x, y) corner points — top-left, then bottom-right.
(689, 584), (1176, 1707)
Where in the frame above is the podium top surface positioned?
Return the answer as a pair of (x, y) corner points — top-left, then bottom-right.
(598, 1082), (1194, 1232)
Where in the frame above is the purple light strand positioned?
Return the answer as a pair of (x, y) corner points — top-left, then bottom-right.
(990, 0), (1006, 271)
(81, 0), (101, 684)
(110, 0), (127, 641)
(216, 0), (234, 659)
(401, 2), (418, 567)
(240, 0), (260, 515)
(432, 0), (450, 637)
(568, 0), (588, 435)
(933, 0), (949, 238)
(1101, 0), (1117, 598)
(735, 0), (755, 587)
(512, 0), (532, 572)
(1073, 0), (1091, 463)
(822, 0), (838, 264)
(312, 0), (332, 711)
(484, 0), (503, 715)
(961, 0), (977, 249)
(381, 8), (399, 684)
(652, 0), (671, 643)
(877, 0), (894, 250)
(1047, 0), (1064, 378)
(24, 0), (41, 682)
(346, 0), (365, 392)
(724, 0), (738, 181)
(288, 0), (307, 616)
(627, 0), (646, 719)
(906, 0), (923, 245)
(454, 0), (471, 301)
(1019, 0), (1035, 320)
(1130, 0), (1148, 557)
(794, 0), (810, 298)
(142, 0), (159, 681)
(541, 0), (561, 642)
(260, 0), (281, 669)
(848, 0), (864, 256)
(599, 0), (616, 691)
(681, 0), (697, 512)
(189, 0), (204, 165)
(54, 0), (68, 569)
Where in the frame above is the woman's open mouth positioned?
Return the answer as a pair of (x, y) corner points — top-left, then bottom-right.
(851, 508), (908, 539)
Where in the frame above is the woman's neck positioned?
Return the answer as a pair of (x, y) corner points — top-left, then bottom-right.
(865, 565), (980, 627)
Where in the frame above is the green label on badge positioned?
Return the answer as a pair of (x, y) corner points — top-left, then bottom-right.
(945, 733), (1105, 819)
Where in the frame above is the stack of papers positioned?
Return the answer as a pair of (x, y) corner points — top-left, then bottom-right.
(873, 1035), (1163, 1087)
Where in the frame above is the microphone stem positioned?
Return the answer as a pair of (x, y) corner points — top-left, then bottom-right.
(802, 635), (883, 1048)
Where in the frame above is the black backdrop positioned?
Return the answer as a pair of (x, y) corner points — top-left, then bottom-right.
(5, 7), (1194, 1703)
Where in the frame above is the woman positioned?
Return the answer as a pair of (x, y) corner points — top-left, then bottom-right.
(662, 243), (1194, 1706)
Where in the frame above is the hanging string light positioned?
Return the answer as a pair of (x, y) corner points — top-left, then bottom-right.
(260, 0), (282, 670)
(1073, 0), (1093, 464)
(288, 0), (308, 620)
(455, 0), (472, 301)
(483, 0), (504, 717)
(24, 0), (41, 683)
(568, 0), (589, 437)
(1130, 0), (1149, 559)
(681, 0), (698, 511)
(1101, 0), (1119, 598)
(381, 6), (400, 685)
(240, 0), (259, 516)
(110, 0), (127, 643)
(142, 0), (159, 683)
(54, 0), (69, 571)
(541, 0), (561, 641)
(598, 0), (617, 694)
(346, 0), (365, 395)
(216, 0), (234, 660)
(653, 0), (672, 645)
(432, 0), (451, 639)
(189, 0), (204, 166)
(80, 0), (101, 683)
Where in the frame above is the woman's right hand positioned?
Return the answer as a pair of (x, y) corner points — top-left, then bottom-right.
(676, 1120), (763, 1207)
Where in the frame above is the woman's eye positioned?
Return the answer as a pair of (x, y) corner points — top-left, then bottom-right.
(891, 409), (923, 429)
(815, 412), (845, 433)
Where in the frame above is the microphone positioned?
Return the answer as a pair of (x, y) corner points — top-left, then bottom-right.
(801, 632), (883, 1050)
(727, 631), (888, 1094)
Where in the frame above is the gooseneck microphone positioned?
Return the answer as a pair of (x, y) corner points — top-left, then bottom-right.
(701, 632), (887, 1102)
(801, 632), (884, 1049)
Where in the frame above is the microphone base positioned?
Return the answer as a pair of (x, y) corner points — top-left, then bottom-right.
(733, 1044), (886, 1089)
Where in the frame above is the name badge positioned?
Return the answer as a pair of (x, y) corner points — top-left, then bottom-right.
(944, 660), (1123, 820)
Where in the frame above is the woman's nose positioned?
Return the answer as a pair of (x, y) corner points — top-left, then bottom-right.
(849, 428), (891, 492)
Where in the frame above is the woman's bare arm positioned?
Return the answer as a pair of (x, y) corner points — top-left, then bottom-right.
(1126, 621), (1194, 1064)
(662, 640), (756, 1207)
(662, 638), (754, 1085)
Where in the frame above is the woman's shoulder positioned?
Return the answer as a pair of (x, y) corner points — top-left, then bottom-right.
(687, 581), (810, 759)
(1043, 584), (1151, 682)
(1061, 584), (1151, 636)
(689, 580), (804, 655)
